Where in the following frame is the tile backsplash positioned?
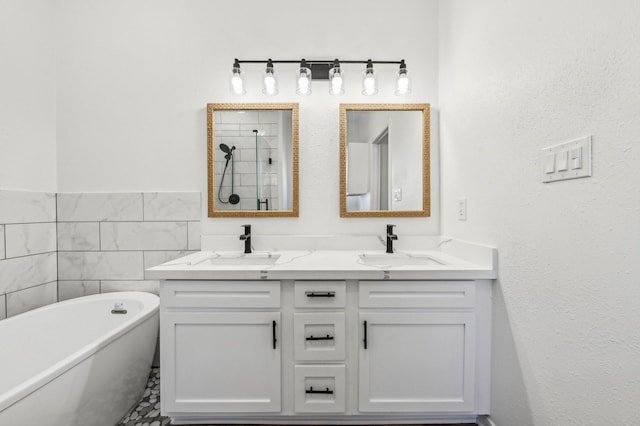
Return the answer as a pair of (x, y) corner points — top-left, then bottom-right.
(0, 190), (58, 319)
(0, 190), (201, 319)
(57, 191), (201, 301)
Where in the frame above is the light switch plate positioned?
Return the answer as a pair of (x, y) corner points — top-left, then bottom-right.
(541, 136), (592, 183)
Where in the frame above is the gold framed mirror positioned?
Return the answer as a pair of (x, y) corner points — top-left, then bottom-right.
(207, 103), (299, 217)
(340, 103), (430, 217)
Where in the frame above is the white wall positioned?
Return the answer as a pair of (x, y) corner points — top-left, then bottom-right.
(0, 0), (57, 192)
(55, 0), (440, 237)
(439, 1), (640, 424)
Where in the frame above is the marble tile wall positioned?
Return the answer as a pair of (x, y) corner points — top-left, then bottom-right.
(57, 192), (201, 301)
(0, 190), (201, 319)
(0, 190), (58, 319)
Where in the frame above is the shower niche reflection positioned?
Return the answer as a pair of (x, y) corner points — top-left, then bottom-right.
(208, 103), (299, 217)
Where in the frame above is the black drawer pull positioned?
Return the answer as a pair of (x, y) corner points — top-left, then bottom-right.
(363, 320), (368, 350)
(272, 320), (277, 349)
(305, 386), (334, 395)
(306, 291), (335, 298)
(305, 334), (334, 341)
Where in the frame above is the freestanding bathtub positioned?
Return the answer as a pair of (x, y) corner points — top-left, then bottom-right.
(0, 291), (159, 426)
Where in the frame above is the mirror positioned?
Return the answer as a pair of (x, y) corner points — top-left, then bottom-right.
(207, 103), (299, 217)
(340, 104), (430, 217)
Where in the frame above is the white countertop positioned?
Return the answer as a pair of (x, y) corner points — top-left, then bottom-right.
(146, 237), (498, 281)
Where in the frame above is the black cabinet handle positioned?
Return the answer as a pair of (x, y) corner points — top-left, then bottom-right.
(363, 320), (368, 350)
(305, 334), (334, 341)
(272, 320), (277, 349)
(306, 291), (335, 298)
(305, 386), (334, 395)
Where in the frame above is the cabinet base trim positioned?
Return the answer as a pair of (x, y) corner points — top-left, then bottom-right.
(168, 414), (480, 425)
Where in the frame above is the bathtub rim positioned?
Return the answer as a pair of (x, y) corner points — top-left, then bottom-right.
(0, 291), (159, 413)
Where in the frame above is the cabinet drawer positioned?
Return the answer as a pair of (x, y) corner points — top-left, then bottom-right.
(294, 365), (346, 413)
(359, 281), (475, 309)
(161, 280), (280, 308)
(294, 281), (346, 308)
(294, 312), (346, 361)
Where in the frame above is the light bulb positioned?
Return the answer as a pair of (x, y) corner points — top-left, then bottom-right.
(231, 73), (244, 95)
(363, 72), (377, 96)
(262, 59), (278, 95)
(331, 74), (343, 95)
(328, 59), (344, 95)
(298, 75), (310, 94)
(395, 60), (411, 95)
(229, 59), (245, 95)
(296, 64), (312, 95)
(396, 75), (410, 95)
(263, 75), (277, 95)
(362, 59), (378, 96)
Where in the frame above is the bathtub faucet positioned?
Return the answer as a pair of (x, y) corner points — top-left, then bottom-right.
(111, 302), (127, 314)
(240, 224), (252, 254)
(386, 224), (398, 254)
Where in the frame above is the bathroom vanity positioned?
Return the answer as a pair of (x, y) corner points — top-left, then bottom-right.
(147, 238), (497, 425)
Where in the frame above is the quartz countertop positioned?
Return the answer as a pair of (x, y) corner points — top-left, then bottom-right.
(146, 237), (498, 281)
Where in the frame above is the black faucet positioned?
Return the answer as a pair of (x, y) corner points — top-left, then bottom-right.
(240, 224), (252, 254)
(386, 224), (398, 253)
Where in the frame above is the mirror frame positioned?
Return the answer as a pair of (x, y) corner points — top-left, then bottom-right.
(339, 103), (430, 218)
(207, 103), (299, 217)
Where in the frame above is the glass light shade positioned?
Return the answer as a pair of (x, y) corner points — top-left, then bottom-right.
(230, 67), (245, 95)
(329, 67), (345, 95)
(396, 70), (411, 95)
(362, 69), (377, 96)
(262, 68), (278, 95)
(296, 67), (312, 95)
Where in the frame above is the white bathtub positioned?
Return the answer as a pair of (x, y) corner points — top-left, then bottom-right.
(0, 291), (159, 426)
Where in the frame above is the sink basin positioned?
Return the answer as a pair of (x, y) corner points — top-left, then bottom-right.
(195, 253), (281, 266)
(358, 253), (444, 267)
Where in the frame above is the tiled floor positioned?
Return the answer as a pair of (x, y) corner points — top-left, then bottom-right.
(118, 368), (170, 426)
(118, 368), (477, 426)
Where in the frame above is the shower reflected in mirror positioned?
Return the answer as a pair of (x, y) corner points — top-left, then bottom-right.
(207, 103), (299, 217)
(217, 144), (240, 205)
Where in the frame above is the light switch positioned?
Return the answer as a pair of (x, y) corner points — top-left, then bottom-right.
(570, 147), (582, 169)
(556, 150), (569, 171)
(544, 153), (555, 174)
(541, 135), (592, 183)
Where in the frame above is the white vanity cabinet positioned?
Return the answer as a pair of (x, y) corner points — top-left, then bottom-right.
(158, 277), (492, 424)
(358, 281), (478, 413)
(160, 281), (282, 413)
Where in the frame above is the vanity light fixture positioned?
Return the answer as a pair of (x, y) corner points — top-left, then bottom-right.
(262, 59), (278, 95)
(230, 58), (411, 96)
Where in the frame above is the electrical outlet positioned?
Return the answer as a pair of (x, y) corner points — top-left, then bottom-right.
(457, 198), (467, 221)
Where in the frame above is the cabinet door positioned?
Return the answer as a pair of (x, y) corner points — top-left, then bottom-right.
(359, 312), (475, 413)
(162, 311), (281, 413)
